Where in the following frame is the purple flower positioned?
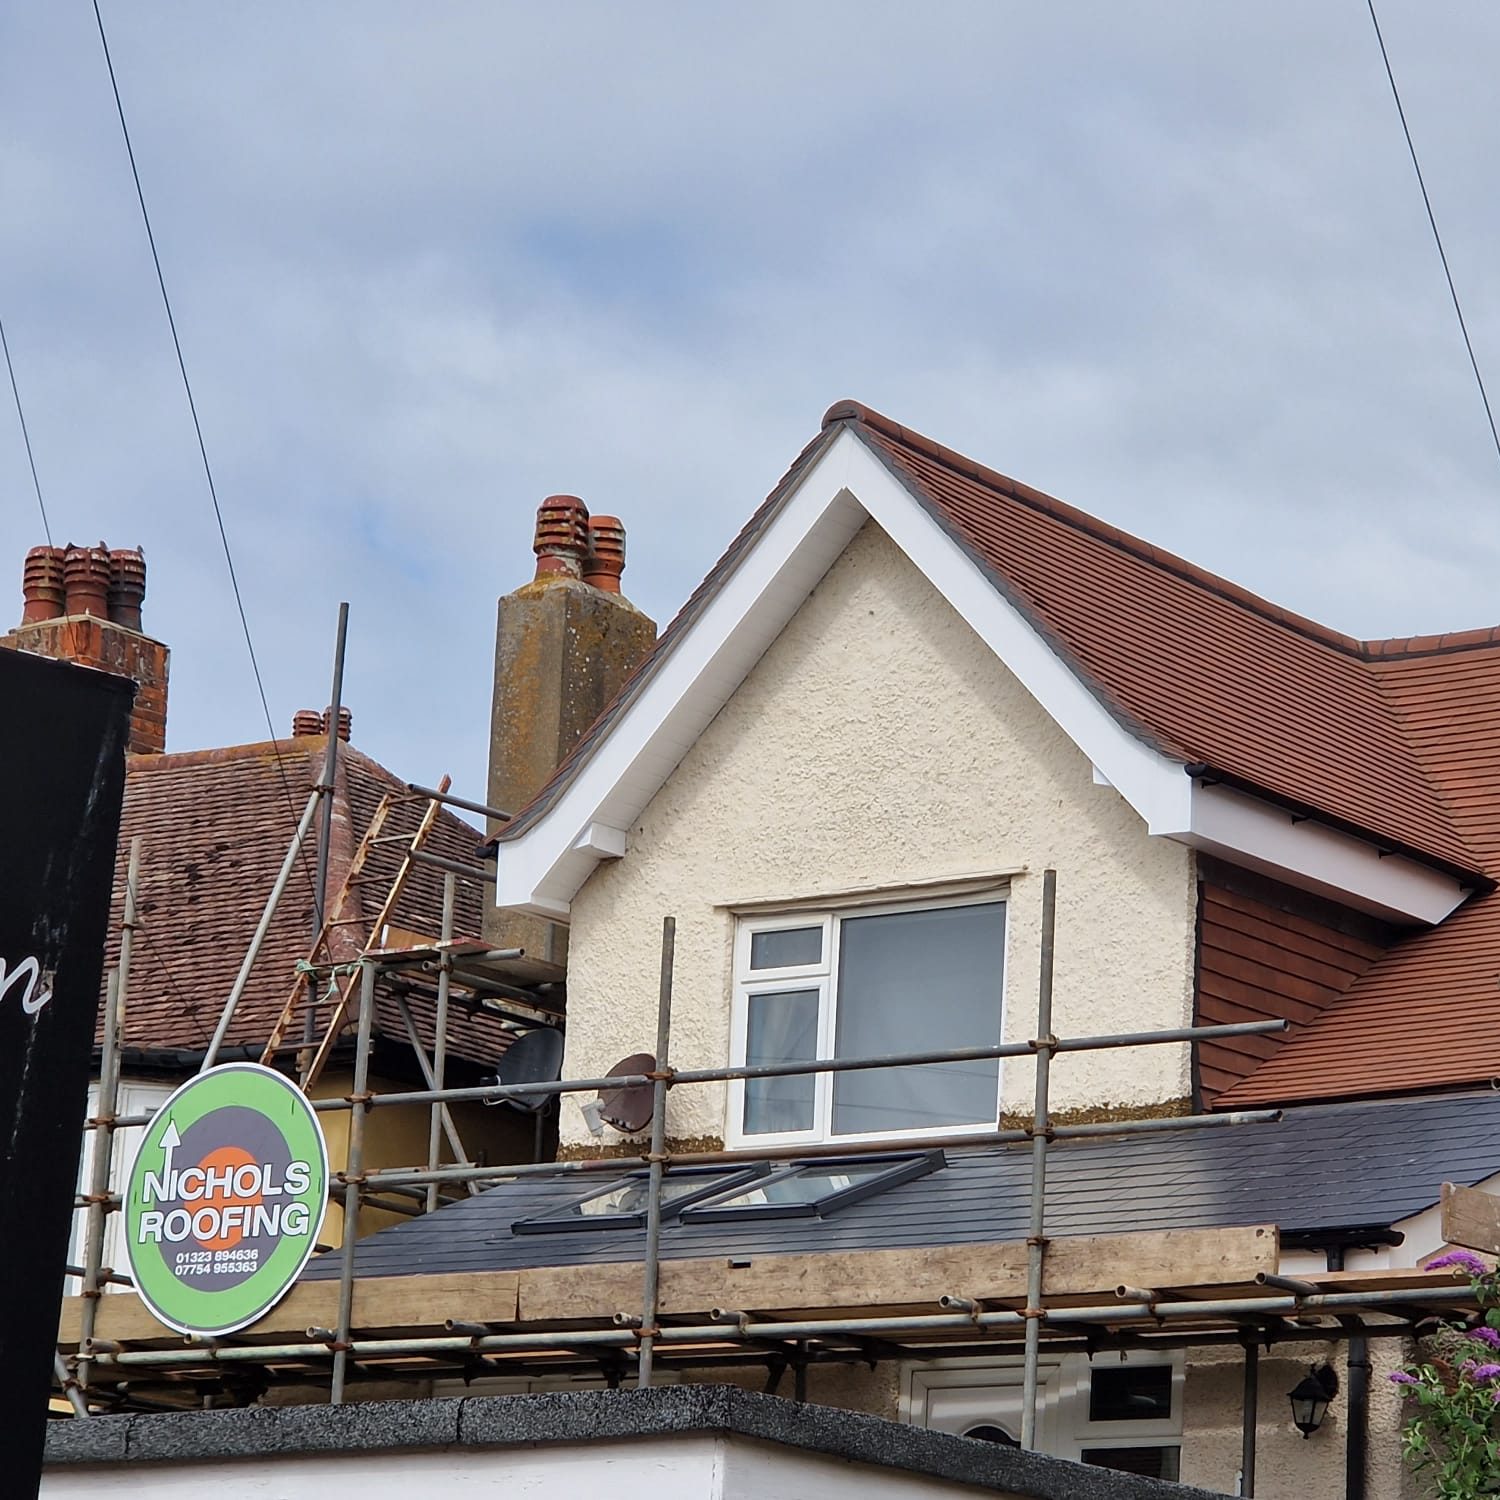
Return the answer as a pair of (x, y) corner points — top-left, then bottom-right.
(1389, 1371), (1421, 1387)
(1465, 1362), (1500, 1382)
(1469, 1327), (1500, 1349)
(1426, 1251), (1490, 1276)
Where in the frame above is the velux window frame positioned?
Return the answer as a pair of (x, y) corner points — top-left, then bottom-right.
(726, 892), (1007, 1150)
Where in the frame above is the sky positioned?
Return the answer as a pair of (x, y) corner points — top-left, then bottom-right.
(3, 3), (1500, 809)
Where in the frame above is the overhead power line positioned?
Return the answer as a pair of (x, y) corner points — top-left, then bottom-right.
(1366, 0), (1500, 471)
(1, 316), (54, 547)
(91, 1), (314, 861)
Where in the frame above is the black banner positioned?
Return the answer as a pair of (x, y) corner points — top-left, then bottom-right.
(0, 649), (132, 1493)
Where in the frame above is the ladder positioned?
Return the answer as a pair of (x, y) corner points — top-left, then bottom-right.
(259, 776), (451, 1089)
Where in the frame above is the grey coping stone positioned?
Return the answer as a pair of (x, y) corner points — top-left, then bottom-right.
(41, 1413), (130, 1464)
(46, 1385), (1228, 1499)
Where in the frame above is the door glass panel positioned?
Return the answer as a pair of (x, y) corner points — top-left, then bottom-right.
(1089, 1365), (1173, 1422)
(1081, 1446), (1179, 1480)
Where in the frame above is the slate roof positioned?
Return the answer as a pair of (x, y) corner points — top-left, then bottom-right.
(492, 401), (1500, 1106)
(101, 734), (511, 1068)
(303, 1091), (1500, 1280)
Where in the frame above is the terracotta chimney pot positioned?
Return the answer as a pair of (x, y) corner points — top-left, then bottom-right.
(21, 546), (65, 625)
(62, 544), (111, 618)
(321, 705), (352, 742)
(107, 547), (147, 631)
(291, 709), (323, 737)
(532, 495), (590, 580)
(583, 516), (626, 594)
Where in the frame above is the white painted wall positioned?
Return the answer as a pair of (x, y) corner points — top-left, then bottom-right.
(560, 520), (1198, 1149)
(41, 1433), (1041, 1500)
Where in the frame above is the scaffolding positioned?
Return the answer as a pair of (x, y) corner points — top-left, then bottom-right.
(56, 852), (1482, 1491)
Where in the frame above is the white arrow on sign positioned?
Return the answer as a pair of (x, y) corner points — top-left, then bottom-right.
(159, 1118), (181, 1183)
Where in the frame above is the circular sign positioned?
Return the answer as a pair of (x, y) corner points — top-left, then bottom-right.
(124, 1063), (329, 1336)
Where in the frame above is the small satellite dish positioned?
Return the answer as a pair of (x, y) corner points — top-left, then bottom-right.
(598, 1052), (656, 1133)
(489, 1027), (565, 1113)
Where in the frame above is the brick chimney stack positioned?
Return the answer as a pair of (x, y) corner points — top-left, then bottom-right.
(484, 497), (657, 965)
(3, 543), (170, 754)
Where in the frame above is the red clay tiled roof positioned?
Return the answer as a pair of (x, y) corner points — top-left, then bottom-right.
(1218, 639), (1500, 1104)
(838, 402), (1481, 877)
(499, 400), (1500, 1105)
(837, 403), (1500, 1104)
(100, 736), (511, 1069)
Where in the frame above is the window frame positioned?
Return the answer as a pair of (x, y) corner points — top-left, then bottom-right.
(727, 893), (1007, 1149)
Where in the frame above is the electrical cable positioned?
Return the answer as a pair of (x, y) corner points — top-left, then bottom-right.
(1366, 0), (1500, 470)
(1, 315), (54, 547)
(91, 2), (316, 874)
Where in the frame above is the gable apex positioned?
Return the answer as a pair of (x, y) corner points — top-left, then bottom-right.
(492, 409), (1468, 926)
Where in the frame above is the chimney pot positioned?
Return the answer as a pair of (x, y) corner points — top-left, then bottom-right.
(533, 494), (590, 580)
(20, 545), (65, 625)
(291, 709), (323, 737)
(321, 705), (352, 742)
(62, 544), (111, 618)
(583, 516), (626, 593)
(107, 547), (147, 631)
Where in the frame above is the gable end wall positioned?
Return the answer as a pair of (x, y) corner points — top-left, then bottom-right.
(559, 521), (1198, 1149)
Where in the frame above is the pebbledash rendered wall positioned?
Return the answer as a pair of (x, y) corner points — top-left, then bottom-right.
(558, 518), (1198, 1153)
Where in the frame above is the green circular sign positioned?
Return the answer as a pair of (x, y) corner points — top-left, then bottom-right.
(124, 1063), (329, 1336)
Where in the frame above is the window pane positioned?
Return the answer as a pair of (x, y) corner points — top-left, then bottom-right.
(832, 903), (1005, 1135)
(1089, 1365), (1173, 1422)
(707, 1161), (892, 1211)
(517, 1168), (752, 1230)
(743, 988), (819, 1134)
(750, 926), (822, 969)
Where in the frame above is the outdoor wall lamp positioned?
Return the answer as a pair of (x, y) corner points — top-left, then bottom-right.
(1288, 1364), (1339, 1437)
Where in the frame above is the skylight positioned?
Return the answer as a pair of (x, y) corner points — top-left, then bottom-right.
(511, 1165), (769, 1235)
(680, 1150), (944, 1223)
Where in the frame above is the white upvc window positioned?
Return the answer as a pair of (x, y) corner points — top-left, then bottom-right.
(904, 1352), (1185, 1478)
(728, 895), (1007, 1147)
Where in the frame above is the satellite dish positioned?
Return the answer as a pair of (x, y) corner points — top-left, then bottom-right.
(598, 1052), (656, 1133)
(489, 1027), (565, 1113)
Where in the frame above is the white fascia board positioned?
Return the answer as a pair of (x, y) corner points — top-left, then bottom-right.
(494, 430), (868, 918)
(493, 429), (1192, 919)
(838, 439), (1194, 838)
(493, 427), (1471, 924)
(1183, 781), (1468, 924)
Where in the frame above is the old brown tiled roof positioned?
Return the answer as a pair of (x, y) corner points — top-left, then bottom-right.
(99, 734), (511, 1069)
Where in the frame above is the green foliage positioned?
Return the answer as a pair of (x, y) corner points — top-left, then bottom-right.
(1395, 1253), (1500, 1498)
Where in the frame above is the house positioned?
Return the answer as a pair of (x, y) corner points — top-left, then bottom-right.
(44, 404), (1500, 1498)
(465, 401), (1500, 1495)
(1, 527), (654, 1275)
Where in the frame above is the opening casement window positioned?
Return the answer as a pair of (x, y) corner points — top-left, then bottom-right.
(729, 896), (1007, 1146)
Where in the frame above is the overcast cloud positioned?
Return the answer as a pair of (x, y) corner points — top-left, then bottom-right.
(3, 3), (1499, 803)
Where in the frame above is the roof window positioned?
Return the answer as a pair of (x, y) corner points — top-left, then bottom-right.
(680, 1149), (944, 1223)
(511, 1165), (769, 1235)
